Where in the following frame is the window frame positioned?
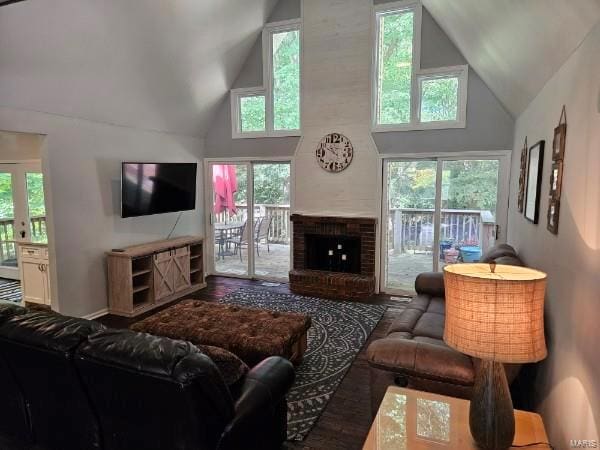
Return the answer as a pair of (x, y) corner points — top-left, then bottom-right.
(231, 19), (302, 139)
(416, 65), (468, 129)
(372, 1), (468, 132)
(231, 87), (267, 139)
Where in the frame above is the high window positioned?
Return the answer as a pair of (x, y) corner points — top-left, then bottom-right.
(231, 20), (301, 138)
(373, 1), (468, 131)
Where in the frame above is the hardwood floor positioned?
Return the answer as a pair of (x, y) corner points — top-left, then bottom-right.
(98, 276), (408, 450)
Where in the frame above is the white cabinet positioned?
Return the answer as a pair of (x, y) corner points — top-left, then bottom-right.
(19, 244), (51, 305)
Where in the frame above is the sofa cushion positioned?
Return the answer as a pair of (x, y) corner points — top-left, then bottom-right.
(412, 312), (445, 340)
(196, 344), (249, 386)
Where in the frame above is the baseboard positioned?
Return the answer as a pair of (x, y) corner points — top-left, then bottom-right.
(83, 308), (109, 320)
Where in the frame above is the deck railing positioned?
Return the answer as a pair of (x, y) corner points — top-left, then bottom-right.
(0, 216), (47, 263)
(213, 206), (495, 251)
(214, 205), (291, 244)
(388, 208), (495, 253)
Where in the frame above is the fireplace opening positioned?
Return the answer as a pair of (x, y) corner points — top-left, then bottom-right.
(305, 234), (361, 274)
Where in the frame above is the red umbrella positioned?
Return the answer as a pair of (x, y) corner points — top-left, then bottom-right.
(213, 164), (238, 216)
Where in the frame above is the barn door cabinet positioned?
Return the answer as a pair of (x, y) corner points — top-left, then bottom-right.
(107, 236), (205, 317)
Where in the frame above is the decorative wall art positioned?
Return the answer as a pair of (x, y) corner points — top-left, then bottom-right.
(525, 140), (544, 224)
(547, 198), (560, 235)
(315, 133), (354, 173)
(547, 106), (567, 234)
(517, 137), (528, 213)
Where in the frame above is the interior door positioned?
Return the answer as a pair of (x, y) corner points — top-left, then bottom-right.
(381, 154), (509, 294)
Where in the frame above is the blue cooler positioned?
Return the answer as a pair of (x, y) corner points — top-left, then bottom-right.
(459, 246), (481, 262)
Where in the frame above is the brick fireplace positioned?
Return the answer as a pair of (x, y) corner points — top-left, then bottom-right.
(289, 214), (377, 299)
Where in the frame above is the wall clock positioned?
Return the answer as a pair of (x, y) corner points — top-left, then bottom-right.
(315, 133), (354, 173)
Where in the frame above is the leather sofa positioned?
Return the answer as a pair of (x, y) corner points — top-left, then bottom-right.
(0, 301), (294, 450)
(367, 244), (524, 414)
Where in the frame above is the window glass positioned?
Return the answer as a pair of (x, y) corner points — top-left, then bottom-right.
(240, 95), (266, 132)
(26, 173), (47, 243)
(272, 29), (300, 131)
(377, 10), (414, 125)
(420, 76), (459, 122)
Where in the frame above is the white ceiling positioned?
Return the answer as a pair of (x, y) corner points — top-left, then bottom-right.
(423, 0), (600, 117)
(0, 0), (278, 137)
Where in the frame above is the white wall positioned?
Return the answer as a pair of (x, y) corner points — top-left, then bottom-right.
(0, 107), (205, 318)
(507, 23), (600, 448)
(294, 0), (380, 218)
(0, 131), (43, 160)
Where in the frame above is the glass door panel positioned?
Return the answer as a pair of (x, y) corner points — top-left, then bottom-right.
(385, 160), (438, 293)
(0, 171), (17, 275)
(26, 172), (47, 243)
(438, 160), (499, 269)
(211, 163), (250, 276)
(252, 163), (291, 281)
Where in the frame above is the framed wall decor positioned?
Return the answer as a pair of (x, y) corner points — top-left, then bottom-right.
(552, 106), (567, 161)
(524, 140), (544, 224)
(517, 137), (528, 213)
(547, 198), (560, 234)
(547, 106), (567, 234)
(549, 160), (563, 199)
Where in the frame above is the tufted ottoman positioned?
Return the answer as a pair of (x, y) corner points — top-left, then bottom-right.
(130, 299), (311, 367)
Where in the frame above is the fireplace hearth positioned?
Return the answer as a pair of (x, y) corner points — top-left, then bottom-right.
(289, 215), (376, 299)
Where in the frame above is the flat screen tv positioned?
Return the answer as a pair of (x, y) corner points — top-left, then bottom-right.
(121, 162), (197, 218)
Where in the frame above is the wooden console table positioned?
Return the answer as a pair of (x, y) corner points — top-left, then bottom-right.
(363, 386), (549, 449)
(106, 236), (206, 317)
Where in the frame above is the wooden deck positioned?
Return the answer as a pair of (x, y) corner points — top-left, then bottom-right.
(213, 243), (438, 292)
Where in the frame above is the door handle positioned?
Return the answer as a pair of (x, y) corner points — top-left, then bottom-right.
(20, 230), (26, 239)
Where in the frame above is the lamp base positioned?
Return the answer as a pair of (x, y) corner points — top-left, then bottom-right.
(469, 360), (515, 450)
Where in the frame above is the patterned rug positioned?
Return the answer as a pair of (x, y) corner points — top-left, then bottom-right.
(0, 278), (21, 303)
(220, 288), (387, 441)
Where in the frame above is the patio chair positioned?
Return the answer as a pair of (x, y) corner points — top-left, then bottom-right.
(226, 221), (247, 262)
(255, 216), (272, 257)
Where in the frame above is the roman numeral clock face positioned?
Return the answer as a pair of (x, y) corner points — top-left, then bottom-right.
(315, 133), (354, 173)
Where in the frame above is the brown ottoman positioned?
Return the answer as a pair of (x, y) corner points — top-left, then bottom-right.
(130, 300), (311, 367)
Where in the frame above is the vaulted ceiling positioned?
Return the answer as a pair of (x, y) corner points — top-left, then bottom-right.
(423, 0), (600, 117)
(0, 0), (278, 137)
(1, 1), (599, 136)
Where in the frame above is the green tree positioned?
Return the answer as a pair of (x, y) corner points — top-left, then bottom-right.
(240, 95), (265, 132)
(378, 11), (414, 124)
(387, 160), (499, 213)
(377, 11), (459, 125)
(273, 29), (300, 130)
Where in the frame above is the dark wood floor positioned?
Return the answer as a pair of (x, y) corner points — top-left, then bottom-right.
(98, 276), (407, 450)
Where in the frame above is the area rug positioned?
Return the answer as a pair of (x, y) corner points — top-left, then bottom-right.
(220, 288), (387, 441)
(0, 278), (22, 303)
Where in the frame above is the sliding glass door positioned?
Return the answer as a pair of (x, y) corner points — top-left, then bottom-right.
(382, 155), (509, 294)
(208, 161), (291, 282)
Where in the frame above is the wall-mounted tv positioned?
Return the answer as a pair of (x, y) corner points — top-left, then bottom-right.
(121, 162), (197, 218)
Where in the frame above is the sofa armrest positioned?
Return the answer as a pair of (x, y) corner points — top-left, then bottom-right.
(218, 357), (294, 450)
(367, 337), (474, 386)
(414, 272), (445, 298)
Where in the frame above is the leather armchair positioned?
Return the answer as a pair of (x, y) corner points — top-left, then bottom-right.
(0, 308), (295, 450)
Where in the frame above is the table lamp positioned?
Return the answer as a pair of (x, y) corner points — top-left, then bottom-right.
(443, 263), (547, 450)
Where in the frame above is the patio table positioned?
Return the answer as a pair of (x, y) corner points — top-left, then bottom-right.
(215, 222), (244, 259)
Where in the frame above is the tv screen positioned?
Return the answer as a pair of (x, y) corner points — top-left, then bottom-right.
(121, 162), (197, 218)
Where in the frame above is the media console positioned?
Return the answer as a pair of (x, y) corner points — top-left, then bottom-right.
(106, 236), (205, 317)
